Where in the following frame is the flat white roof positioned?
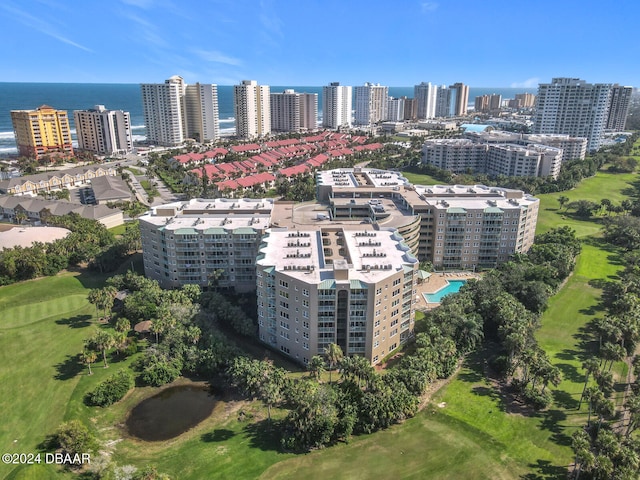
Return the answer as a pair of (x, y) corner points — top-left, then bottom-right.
(257, 227), (417, 284)
(0, 226), (70, 249)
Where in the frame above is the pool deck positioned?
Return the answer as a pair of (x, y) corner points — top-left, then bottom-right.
(415, 272), (482, 311)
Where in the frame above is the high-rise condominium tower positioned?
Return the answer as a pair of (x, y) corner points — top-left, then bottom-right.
(141, 75), (186, 147)
(450, 82), (470, 116)
(606, 84), (633, 131)
(533, 78), (612, 151)
(300, 93), (318, 131)
(74, 105), (133, 155)
(184, 83), (220, 142)
(414, 82), (438, 119)
(234, 80), (271, 139)
(141, 77), (220, 146)
(354, 83), (389, 126)
(322, 82), (352, 129)
(11, 105), (73, 159)
(270, 90), (318, 132)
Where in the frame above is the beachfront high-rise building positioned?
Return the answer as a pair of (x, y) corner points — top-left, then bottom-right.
(300, 93), (318, 131)
(270, 90), (318, 132)
(450, 82), (470, 116)
(73, 105), (133, 155)
(515, 93), (536, 108)
(271, 90), (301, 133)
(141, 77), (220, 146)
(354, 83), (389, 126)
(533, 78), (612, 151)
(435, 85), (451, 117)
(11, 105), (73, 159)
(234, 80), (271, 139)
(474, 94), (502, 114)
(322, 82), (352, 129)
(141, 75), (186, 147)
(414, 82), (438, 119)
(184, 83), (220, 142)
(606, 84), (633, 131)
(256, 227), (418, 366)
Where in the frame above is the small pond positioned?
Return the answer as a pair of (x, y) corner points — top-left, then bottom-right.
(126, 385), (217, 441)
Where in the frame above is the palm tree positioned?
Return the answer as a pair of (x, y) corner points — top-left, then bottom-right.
(91, 330), (114, 368)
(324, 343), (343, 383)
(579, 358), (600, 410)
(308, 355), (325, 381)
(558, 195), (569, 211)
(80, 349), (97, 375)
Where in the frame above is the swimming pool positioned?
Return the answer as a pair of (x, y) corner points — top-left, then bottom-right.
(423, 280), (467, 303)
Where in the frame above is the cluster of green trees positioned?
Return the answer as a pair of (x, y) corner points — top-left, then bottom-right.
(0, 214), (141, 285)
(569, 250), (640, 478)
(102, 272), (240, 386)
(425, 227), (580, 409)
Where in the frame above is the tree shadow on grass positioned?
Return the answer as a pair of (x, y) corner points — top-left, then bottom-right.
(243, 419), (282, 452)
(551, 388), (580, 411)
(201, 429), (235, 442)
(520, 459), (568, 480)
(55, 314), (92, 329)
(554, 361), (583, 384)
(54, 353), (83, 380)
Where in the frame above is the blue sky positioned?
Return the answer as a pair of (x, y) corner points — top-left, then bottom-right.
(1, 0), (639, 87)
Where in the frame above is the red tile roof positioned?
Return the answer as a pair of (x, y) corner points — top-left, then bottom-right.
(279, 164), (310, 177)
(231, 143), (261, 153)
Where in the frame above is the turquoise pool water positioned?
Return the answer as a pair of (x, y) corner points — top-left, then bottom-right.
(423, 280), (467, 303)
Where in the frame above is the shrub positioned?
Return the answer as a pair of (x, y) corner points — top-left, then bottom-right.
(141, 359), (181, 387)
(87, 369), (134, 407)
(51, 420), (98, 458)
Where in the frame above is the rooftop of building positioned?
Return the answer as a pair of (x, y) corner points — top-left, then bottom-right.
(257, 227), (417, 284)
(139, 197), (275, 232)
(316, 168), (411, 189)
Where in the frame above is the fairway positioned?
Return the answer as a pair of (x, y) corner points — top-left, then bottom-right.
(0, 274), (97, 480)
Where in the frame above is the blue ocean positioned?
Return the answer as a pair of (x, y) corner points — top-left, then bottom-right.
(0, 83), (536, 155)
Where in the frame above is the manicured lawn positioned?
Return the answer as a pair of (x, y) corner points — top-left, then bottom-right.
(535, 170), (636, 236)
(401, 171), (444, 186)
(0, 273), (98, 480)
(261, 404), (523, 480)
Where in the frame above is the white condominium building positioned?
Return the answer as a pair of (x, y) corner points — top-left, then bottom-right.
(414, 82), (438, 119)
(322, 82), (352, 129)
(606, 84), (633, 132)
(387, 97), (405, 122)
(422, 138), (563, 179)
(184, 83), (220, 142)
(141, 75), (186, 146)
(139, 198), (275, 292)
(533, 77), (612, 152)
(73, 105), (133, 155)
(316, 168), (539, 270)
(257, 227), (418, 366)
(234, 80), (271, 139)
(354, 83), (389, 126)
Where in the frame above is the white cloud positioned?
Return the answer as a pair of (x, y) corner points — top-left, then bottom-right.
(421, 2), (439, 13)
(510, 77), (540, 88)
(0, 3), (92, 52)
(193, 49), (242, 66)
(259, 0), (283, 47)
